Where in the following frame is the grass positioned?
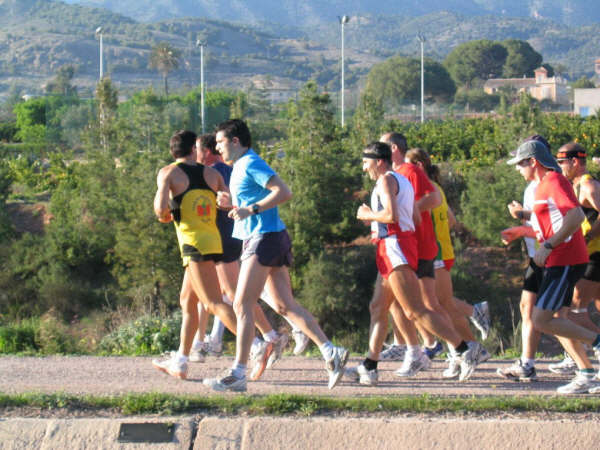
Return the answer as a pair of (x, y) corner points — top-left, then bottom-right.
(2, 392), (600, 416)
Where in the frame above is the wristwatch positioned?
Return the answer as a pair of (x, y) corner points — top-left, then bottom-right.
(252, 204), (260, 215)
(543, 241), (554, 250)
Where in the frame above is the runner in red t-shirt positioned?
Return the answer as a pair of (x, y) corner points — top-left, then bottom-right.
(508, 139), (600, 394)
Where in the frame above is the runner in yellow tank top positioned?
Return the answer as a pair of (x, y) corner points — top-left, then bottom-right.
(556, 143), (600, 345)
(431, 181), (455, 264)
(153, 130), (238, 380)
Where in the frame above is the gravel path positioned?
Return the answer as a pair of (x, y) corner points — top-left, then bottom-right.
(0, 356), (586, 397)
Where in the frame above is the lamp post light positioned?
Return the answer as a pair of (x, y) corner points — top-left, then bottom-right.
(417, 33), (426, 123)
(338, 15), (350, 127)
(95, 26), (104, 80)
(196, 39), (205, 133)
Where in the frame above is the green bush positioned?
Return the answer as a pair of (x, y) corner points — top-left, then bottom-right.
(459, 161), (526, 245)
(0, 319), (38, 353)
(35, 313), (78, 354)
(99, 312), (182, 355)
(295, 246), (377, 352)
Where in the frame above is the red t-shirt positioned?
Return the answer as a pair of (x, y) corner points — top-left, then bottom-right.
(396, 163), (438, 260)
(531, 171), (589, 267)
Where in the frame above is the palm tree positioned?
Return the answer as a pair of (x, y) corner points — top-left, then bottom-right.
(149, 42), (181, 97)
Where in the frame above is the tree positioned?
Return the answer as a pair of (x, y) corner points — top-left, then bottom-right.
(444, 40), (508, 88)
(45, 65), (78, 97)
(501, 39), (543, 78)
(272, 81), (362, 268)
(365, 56), (456, 111)
(95, 78), (119, 153)
(572, 76), (596, 89)
(149, 42), (181, 97)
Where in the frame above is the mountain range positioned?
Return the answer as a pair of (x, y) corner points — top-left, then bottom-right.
(59, 0), (600, 26)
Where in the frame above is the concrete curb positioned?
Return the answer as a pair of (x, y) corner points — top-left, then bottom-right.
(2, 416), (600, 449)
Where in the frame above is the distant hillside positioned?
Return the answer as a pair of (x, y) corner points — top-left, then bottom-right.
(61, 0), (600, 26)
(1, 0), (599, 101)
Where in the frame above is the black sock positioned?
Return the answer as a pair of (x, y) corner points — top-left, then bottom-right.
(593, 334), (600, 349)
(456, 341), (469, 354)
(363, 358), (378, 371)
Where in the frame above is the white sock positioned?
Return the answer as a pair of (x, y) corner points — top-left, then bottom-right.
(210, 316), (225, 342)
(263, 330), (278, 342)
(407, 345), (421, 358)
(191, 335), (204, 348)
(222, 293), (233, 305)
(251, 337), (263, 352)
(319, 341), (335, 361)
(521, 357), (535, 368)
(175, 352), (188, 363)
(231, 362), (247, 379)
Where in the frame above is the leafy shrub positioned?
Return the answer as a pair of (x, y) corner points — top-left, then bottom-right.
(459, 161), (526, 245)
(295, 245), (377, 352)
(0, 319), (38, 353)
(35, 312), (78, 354)
(99, 312), (182, 355)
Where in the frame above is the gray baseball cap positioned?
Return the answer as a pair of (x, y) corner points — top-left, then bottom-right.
(507, 140), (561, 172)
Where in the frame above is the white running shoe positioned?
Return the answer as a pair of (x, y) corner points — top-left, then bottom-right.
(249, 340), (274, 381)
(395, 352), (431, 377)
(345, 364), (378, 386)
(496, 360), (538, 382)
(557, 371), (595, 395)
(189, 342), (207, 363)
(204, 335), (223, 357)
(152, 352), (188, 380)
(548, 355), (577, 374)
(326, 346), (349, 389)
(457, 341), (483, 381)
(380, 344), (407, 362)
(442, 354), (460, 379)
(292, 330), (310, 355)
(266, 333), (289, 369)
(470, 301), (491, 341)
(203, 369), (247, 392)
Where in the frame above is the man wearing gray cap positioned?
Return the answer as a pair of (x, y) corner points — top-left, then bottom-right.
(507, 139), (600, 394)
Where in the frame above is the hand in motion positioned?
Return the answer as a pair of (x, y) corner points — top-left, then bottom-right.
(508, 201), (524, 220)
(217, 191), (232, 209)
(228, 206), (250, 221)
(357, 203), (372, 222)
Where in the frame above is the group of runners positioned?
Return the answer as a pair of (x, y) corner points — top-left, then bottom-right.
(151, 118), (600, 394)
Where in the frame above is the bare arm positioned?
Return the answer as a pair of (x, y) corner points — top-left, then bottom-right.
(229, 174), (292, 221)
(357, 174), (398, 224)
(415, 189), (441, 213)
(533, 206), (585, 266)
(447, 205), (457, 229)
(154, 167), (172, 223)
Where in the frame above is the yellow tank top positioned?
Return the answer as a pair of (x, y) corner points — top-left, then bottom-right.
(170, 162), (222, 265)
(431, 182), (455, 261)
(575, 173), (600, 255)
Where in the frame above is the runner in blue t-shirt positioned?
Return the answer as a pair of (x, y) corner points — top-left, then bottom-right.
(203, 119), (348, 392)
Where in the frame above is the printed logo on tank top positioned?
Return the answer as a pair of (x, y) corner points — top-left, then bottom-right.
(192, 193), (214, 223)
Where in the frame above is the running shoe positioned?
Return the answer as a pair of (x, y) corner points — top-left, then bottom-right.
(249, 340), (274, 381)
(457, 341), (483, 381)
(557, 371), (595, 395)
(395, 352), (431, 377)
(326, 346), (349, 389)
(380, 343), (406, 361)
(292, 330), (310, 355)
(442, 354), (460, 379)
(203, 369), (247, 392)
(189, 342), (207, 363)
(152, 352), (188, 380)
(266, 333), (289, 369)
(470, 301), (491, 341)
(478, 347), (491, 363)
(204, 335), (223, 357)
(423, 341), (443, 360)
(548, 355), (577, 374)
(496, 360), (538, 382)
(345, 363), (378, 386)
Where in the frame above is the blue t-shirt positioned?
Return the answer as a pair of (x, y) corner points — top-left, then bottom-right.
(230, 149), (286, 240)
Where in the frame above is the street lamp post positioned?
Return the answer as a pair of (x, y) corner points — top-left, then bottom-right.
(196, 39), (206, 133)
(338, 15), (350, 127)
(417, 33), (426, 123)
(95, 26), (103, 80)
